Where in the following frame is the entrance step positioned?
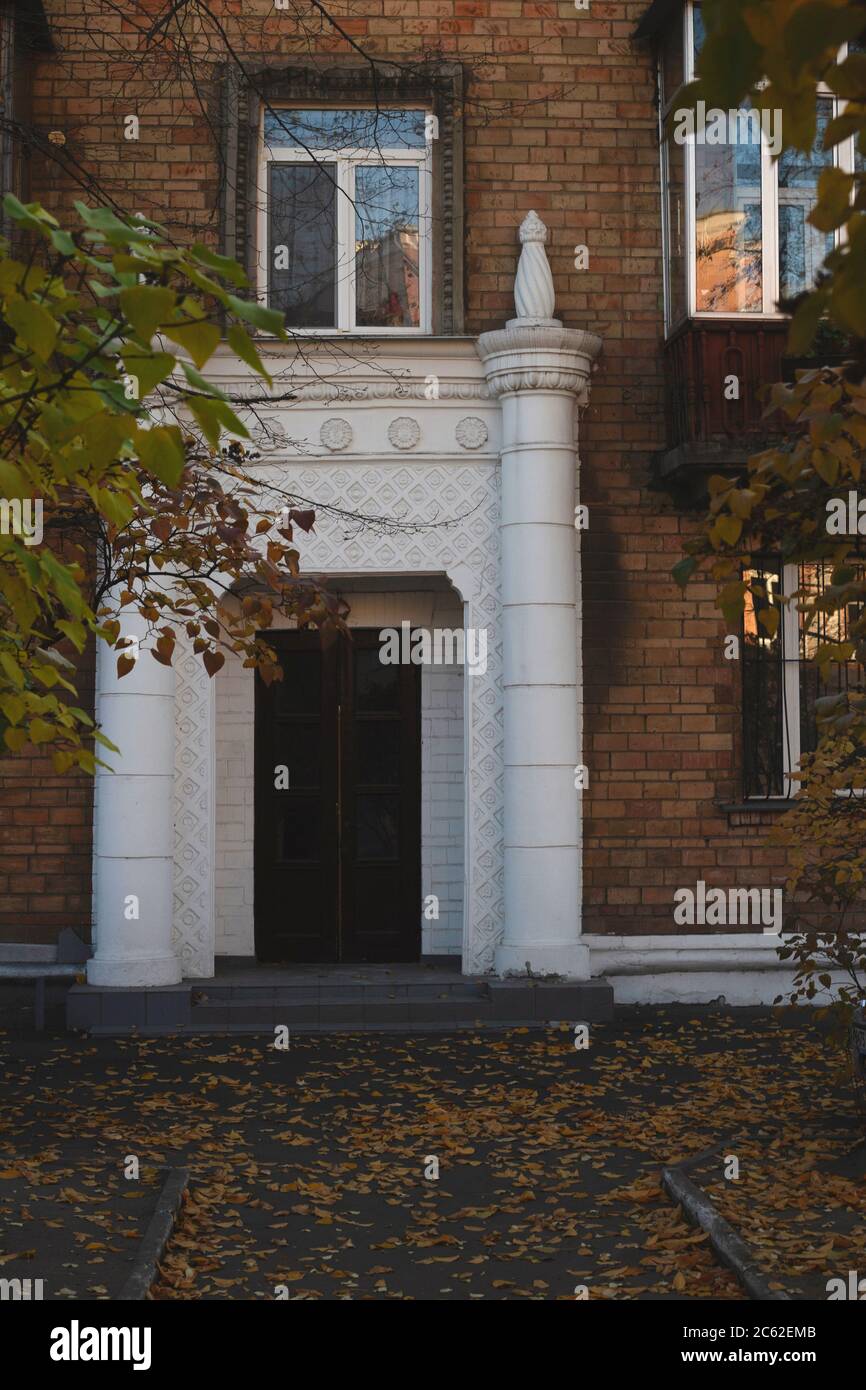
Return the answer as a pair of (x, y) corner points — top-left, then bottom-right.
(67, 976), (613, 1035)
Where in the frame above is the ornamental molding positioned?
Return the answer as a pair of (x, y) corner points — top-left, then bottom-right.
(172, 633), (215, 979)
(476, 324), (602, 401)
(224, 379), (492, 404)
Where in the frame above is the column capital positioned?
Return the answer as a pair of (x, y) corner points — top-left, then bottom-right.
(476, 322), (602, 400)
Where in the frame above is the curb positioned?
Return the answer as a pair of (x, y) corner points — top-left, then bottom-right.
(116, 1167), (190, 1301)
(662, 1164), (791, 1302)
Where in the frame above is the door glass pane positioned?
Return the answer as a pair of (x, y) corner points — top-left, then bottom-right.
(277, 800), (320, 861)
(274, 722), (321, 788)
(356, 794), (400, 861)
(692, 3), (705, 64)
(273, 650), (320, 715)
(355, 166), (420, 327)
(264, 108), (427, 151)
(269, 163), (336, 326)
(694, 106), (763, 312)
(355, 647), (400, 711)
(778, 100), (835, 301)
(356, 720), (401, 787)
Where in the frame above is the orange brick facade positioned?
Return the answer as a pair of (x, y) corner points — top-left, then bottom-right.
(0, 0), (789, 944)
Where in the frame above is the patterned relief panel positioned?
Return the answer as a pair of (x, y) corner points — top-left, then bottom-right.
(277, 460), (503, 974)
(173, 637), (215, 978)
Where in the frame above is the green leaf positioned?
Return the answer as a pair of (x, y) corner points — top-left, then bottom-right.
(164, 320), (222, 368)
(135, 424), (186, 485)
(180, 359), (227, 399)
(227, 324), (271, 382)
(0, 458), (28, 499)
(119, 285), (177, 341)
(2, 194), (53, 234)
(188, 395), (250, 448)
(671, 555), (697, 589)
(74, 201), (154, 245)
(226, 295), (285, 337)
(809, 167), (854, 233)
(787, 291), (828, 355)
(191, 244), (247, 285)
(6, 297), (59, 361)
(120, 351), (177, 397)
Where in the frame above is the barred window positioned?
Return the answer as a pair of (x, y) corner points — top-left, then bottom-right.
(742, 562), (865, 798)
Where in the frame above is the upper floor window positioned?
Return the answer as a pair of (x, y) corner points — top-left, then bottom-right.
(258, 107), (433, 334)
(659, 3), (862, 332)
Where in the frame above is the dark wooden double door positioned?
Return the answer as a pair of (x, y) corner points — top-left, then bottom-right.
(254, 629), (421, 962)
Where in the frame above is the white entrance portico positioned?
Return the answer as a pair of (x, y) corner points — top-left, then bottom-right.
(86, 213), (601, 987)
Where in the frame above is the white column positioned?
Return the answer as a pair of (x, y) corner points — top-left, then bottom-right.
(477, 211), (601, 979)
(88, 606), (181, 987)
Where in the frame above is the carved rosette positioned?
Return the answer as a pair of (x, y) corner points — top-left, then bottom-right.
(319, 417), (353, 452)
(387, 416), (422, 451)
(455, 416), (489, 450)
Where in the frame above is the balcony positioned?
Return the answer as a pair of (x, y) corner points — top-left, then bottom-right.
(654, 317), (860, 502)
(654, 319), (789, 498)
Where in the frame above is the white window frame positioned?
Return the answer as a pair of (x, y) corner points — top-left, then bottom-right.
(256, 105), (433, 336)
(662, 5), (858, 334)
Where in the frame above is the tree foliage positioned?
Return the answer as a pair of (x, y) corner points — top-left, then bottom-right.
(674, 0), (866, 1009)
(0, 198), (342, 773)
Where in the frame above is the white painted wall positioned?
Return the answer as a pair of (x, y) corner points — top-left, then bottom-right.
(214, 588), (465, 958)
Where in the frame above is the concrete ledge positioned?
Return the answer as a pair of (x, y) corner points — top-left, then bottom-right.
(116, 1168), (189, 1301)
(662, 1164), (791, 1301)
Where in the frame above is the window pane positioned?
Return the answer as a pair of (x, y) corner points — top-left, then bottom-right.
(356, 720), (401, 787)
(355, 165), (420, 328)
(356, 794), (400, 861)
(277, 800), (321, 861)
(355, 647), (400, 712)
(664, 136), (687, 326)
(694, 107), (763, 312)
(742, 566), (785, 797)
(273, 722), (321, 789)
(264, 108), (427, 151)
(268, 163), (336, 327)
(778, 100), (835, 301)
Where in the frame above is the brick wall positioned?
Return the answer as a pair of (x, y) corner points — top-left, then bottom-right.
(0, 642), (95, 944)
(10, 0), (790, 944)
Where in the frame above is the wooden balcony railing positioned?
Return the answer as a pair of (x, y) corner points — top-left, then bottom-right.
(663, 318), (791, 451)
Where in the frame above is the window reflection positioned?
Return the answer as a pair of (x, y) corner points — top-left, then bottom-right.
(355, 166), (420, 328)
(694, 110), (763, 312)
(778, 100), (835, 301)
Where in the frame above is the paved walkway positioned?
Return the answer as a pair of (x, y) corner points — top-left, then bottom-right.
(0, 1008), (862, 1300)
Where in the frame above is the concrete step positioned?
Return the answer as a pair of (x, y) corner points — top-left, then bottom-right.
(191, 981), (489, 1004)
(68, 977), (614, 1034)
